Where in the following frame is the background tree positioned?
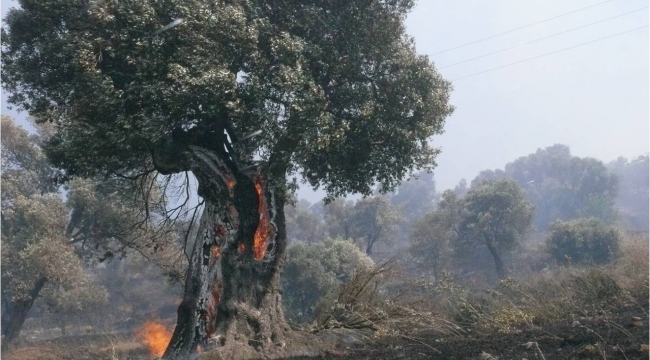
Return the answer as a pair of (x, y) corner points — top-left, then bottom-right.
(0, 116), (103, 347)
(453, 179), (469, 197)
(324, 199), (356, 240)
(409, 190), (463, 280)
(1, 116), (181, 347)
(546, 218), (621, 266)
(285, 197), (326, 243)
(471, 144), (617, 230)
(350, 196), (403, 255)
(388, 170), (438, 246)
(607, 155), (649, 231)
(2, 0), (453, 357)
(282, 238), (374, 323)
(388, 171), (438, 225)
(461, 179), (535, 279)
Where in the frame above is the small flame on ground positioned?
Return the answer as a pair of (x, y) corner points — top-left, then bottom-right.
(237, 243), (245, 254)
(134, 320), (173, 358)
(212, 246), (220, 258)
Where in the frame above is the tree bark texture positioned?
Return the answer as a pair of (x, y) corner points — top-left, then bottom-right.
(485, 242), (506, 280)
(163, 147), (290, 359)
(1, 277), (47, 349)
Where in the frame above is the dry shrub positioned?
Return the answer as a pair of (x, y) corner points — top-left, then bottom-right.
(312, 262), (463, 340)
(614, 232), (649, 304)
(310, 230), (648, 345)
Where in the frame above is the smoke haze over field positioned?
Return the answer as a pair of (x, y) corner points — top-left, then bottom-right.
(2, 0), (648, 202)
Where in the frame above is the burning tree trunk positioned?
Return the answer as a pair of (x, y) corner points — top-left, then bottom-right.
(1, 277), (47, 349)
(162, 147), (290, 359)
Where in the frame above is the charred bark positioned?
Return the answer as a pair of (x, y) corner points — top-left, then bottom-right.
(1, 277), (47, 349)
(163, 146), (291, 359)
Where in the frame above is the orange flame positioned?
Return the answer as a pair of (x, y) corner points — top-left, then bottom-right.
(253, 178), (270, 260)
(226, 179), (235, 189)
(134, 320), (173, 358)
(237, 243), (245, 254)
(212, 246), (220, 258)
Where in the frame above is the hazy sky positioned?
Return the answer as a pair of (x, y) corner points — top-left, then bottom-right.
(2, 0), (648, 203)
(406, 0), (648, 191)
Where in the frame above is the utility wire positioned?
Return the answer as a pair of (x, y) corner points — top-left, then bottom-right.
(440, 6), (648, 69)
(451, 25), (648, 82)
(431, 0), (613, 55)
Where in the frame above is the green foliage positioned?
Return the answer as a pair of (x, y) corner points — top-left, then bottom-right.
(607, 155), (649, 230)
(282, 238), (374, 323)
(489, 307), (534, 333)
(546, 218), (621, 266)
(1, 116), (94, 304)
(2, 0), (453, 197)
(324, 199), (356, 239)
(388, 170), (438, 226)
(461, 179), (535, 278)
(408, 190), (462, 278)
(350, 196), (403, 254)
(1, 116), (183, 343)
(571, 269), (621, 305)
(462, 179), (535, 252)
(471, 145), (618, 230)
(325, 196), (403, 254)
(284, 197), (325, 243)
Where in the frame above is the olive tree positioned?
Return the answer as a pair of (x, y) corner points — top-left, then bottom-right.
(409, 190), (463, 280)
(1, 115), (179, 347)
(2, 0), (453, 357)
(471, 145), (618, 230)
(461, 179), (534, 279)
(1, 117), (103, 347)
(350, 196), (403, 255)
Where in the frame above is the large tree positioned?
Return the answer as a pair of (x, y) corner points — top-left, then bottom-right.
(2, 0), (453, 358)
(461, 179), (534, 279)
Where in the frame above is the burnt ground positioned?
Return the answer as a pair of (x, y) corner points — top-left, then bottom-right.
(3, 306), (648, 360)
(294, 304), (650, 360)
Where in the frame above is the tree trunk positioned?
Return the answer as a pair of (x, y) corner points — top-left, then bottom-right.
(1, 277), (47, 349)
(365, 238), (374, 255)
(432, 259), (441, 283)
(485, 243), (507, 280)
(163, 147), (291, 359)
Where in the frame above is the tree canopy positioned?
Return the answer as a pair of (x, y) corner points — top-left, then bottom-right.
(2, 0), (453, 197)
(471, 144), (617, 229)
(461, 179), (534, 278)
(607, 155), (649, 230)
(408, 190), (461, 280)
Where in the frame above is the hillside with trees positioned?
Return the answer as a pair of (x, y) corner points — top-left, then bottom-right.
(1, 0), (647, 359)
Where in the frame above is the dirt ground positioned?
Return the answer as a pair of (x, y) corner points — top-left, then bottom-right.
(299, 306), (650, 360)
(3, 305), (647, 360)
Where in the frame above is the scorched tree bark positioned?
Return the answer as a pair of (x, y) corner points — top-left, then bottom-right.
(153, 132), (291, 359)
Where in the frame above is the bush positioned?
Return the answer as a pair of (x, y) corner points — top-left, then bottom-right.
(282, 238), (374, 323)
(571, 269), (621, 305)
(546, 218), (621, 265)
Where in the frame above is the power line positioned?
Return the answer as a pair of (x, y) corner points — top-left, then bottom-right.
(451, 25), (648, 82)
(431, 0), (613, 56)
(439, 6), (648, 69)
